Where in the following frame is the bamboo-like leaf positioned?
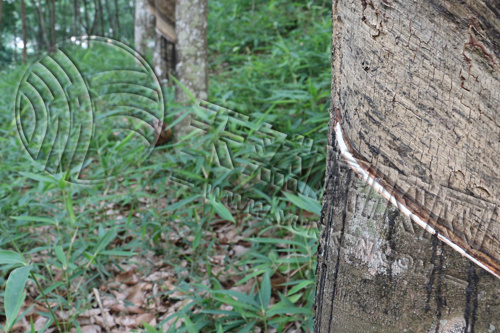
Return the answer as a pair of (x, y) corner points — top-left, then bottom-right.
(54, 246), (67, 268)
(0, 250), (25, 266)
(282, 192), (321, 215)
(5, 266), (32, 331)
(260, 271), (271, 310)
(208, 195), (235, 223)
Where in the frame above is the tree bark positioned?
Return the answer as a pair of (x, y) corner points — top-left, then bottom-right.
(35, 0), (50, 52)
(315, 0), (500, 332)
(134, 0), (155, 58)
(73, 0), (79, 35)
(104, 0), (115, 37)
(96, 0), (105, 36)
(113, 0), (121, 36)
(0, 0), (3, 51)
(82, 0), (91, 35)
(13, 24), (17, 62)
(20, 0), (27, 63)
(174, 0), (208, 140)
(0, 0), (3, 27)
(48, 0), (56, 53)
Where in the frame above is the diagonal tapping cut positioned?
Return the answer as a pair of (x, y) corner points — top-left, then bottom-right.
(334, 107), (500, 280)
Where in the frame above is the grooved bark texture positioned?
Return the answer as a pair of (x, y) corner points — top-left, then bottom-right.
(174, 0), (208, 140)
(135, 0), (156, 59)
(315, 0), (500, 331)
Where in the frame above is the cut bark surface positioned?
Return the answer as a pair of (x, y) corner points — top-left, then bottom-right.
(315, 0), (500, 331)
(335, 0), (500, 279)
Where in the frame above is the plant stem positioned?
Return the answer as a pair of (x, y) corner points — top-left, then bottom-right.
(31, 271), (62, 333)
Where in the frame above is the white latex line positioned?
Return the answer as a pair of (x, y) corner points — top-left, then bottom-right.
(335, 122), (497, 278)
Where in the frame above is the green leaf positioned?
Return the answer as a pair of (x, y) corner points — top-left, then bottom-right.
(93, 227), (117, 254)
(99, 250), (136, 256)
(164, 195), (201, 212)
(143, 322), (159, 333)
(235, 269), (266, 286)
(66, 192), (76, 224)
(239, 320), (257, 333)
(282, 192), (321, 215)
(169, 75), (197, 103)
(0, 250), (25, 266)
(267, 303), (311, 316)
(288, 280), (314, 296)
(260, 271), (271, 310)
(208, 195), (235, 223)
(5, 266), (32, 331)
(10, 216), (58, 225)
(211, 290), (260, 308)
(183, 315), (198, 333)
(288, 293), (303, 303)
(18, 172), (57, 184)
(54, 246), (67, 269)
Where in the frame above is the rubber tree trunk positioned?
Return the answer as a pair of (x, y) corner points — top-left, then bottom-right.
(173, 0), (208, 140)
(134, 0), (155, 60)
(315, 0), (500, 332)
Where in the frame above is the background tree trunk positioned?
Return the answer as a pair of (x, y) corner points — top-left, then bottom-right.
(48, 0), (56, 52)
(0, 0), (3, 50)
(13, 24), (17, 62)
(113, 0), (120, 36)
(173, 0), (207, 140)
(20, 0), (27, 63)
(73, 0), (79, 35)
(35, 0), (50, 52)
(134, 0), (155, 59)
(315, 0), (500, 332)
(82, 0), (91, 35)
(104, 0), (115, 37)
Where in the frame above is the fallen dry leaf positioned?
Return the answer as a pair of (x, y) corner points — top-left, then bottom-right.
(80, 325), (102, 333)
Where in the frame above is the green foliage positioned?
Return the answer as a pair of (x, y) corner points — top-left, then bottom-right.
(5, 266), (32, 331)
(0, 0), (135, 66)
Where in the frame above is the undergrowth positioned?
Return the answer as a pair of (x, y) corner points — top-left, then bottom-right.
(0, 0), (331, 332)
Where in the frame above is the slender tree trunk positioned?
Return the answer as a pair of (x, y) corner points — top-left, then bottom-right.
(82, 0), (91, 34)
(174, 0), (208, 140)
(74, 0), (80, 36)
(48, 0), (56, 52)
(20, 0), (27, 63)
(0, 0), (4, 52)
(35, 0), (50, 52)
(90, 0), (100, 35)
(13, 25), (17, 62)
(315, 0), (500, 332)
(98, 0), (105, 35)
(34, 7), (43, 53)
(0, 0), (3, 29)
(113, 0), (120, 37)
(93, 0), (104, 36)
(103, 0), (115, 37)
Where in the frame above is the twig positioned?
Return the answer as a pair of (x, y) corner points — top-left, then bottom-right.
(93, 288), (111, 333)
